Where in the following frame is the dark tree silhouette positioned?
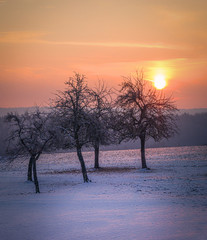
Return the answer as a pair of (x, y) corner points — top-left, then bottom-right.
(5, 109), (57, 193)
(116, 71), (178, 169)
(88, 81), (114, 168)
(52, 73), (91, 182)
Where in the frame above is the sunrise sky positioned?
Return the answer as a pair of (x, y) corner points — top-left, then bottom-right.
(0, 0), (207, 108)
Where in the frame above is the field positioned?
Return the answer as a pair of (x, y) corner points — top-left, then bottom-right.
(0, 146), (207, 240)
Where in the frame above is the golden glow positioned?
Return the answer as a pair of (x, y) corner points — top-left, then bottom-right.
(0, 1), (207, 108)
(154, 74), (167, 89)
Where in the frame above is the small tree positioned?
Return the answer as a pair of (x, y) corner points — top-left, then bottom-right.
(52, 73), (91, 182)
(88, 81), (113, 168)
(5, 109), (57, 193)
(116, 71), (178, 169)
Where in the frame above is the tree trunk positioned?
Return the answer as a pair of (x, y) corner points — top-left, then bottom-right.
(94, 141), (100, 169)
(32, 158), (40, 193)
(76, 147), (90, 182)
(27, 156), (33, 181)
(140, 135), (148, 169)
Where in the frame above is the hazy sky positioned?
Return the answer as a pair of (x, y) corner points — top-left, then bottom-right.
(0, 0), (207, 108)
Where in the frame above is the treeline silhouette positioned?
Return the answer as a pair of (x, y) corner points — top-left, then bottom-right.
(158, 112), (207, 147)
(1, 112), (206, 154)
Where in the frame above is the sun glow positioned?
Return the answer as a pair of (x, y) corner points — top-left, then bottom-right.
(154, 74), (167, 90)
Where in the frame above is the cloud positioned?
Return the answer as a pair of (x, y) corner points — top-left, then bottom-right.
(0, 31), (49, 43)
(0, 31), (179, 50)
(0, 31), (46, 43)
(40, 40), (176, 49)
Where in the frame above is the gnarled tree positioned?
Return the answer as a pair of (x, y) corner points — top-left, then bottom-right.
(116, 71), (178, 169)
(5, 109), (57, 193)
(52, 73), (91, 182)
(88, 81), (113, 168)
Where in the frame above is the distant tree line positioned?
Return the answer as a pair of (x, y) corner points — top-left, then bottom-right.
(1, 111), (205, 152)
(1, 71), (181, 193)
(156, 112), (207, 147)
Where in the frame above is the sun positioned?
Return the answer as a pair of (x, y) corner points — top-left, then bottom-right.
(154, 74), (167, 90)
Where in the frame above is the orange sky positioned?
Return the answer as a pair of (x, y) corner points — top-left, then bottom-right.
(0, 0), (207, 108)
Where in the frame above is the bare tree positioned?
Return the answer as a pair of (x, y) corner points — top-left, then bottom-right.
(88, 81), (114, 168)
(5, 109), (57, 193)
(116, 71), (178, 169)
(52, 73), (91, 182)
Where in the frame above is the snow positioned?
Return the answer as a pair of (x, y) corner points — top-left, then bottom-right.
(0, 146), (207, 240)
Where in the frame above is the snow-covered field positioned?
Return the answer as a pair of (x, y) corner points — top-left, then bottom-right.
(0, 146), (207, 240)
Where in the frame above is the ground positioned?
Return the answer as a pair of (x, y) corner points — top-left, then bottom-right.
(0, 146), (207, 240)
